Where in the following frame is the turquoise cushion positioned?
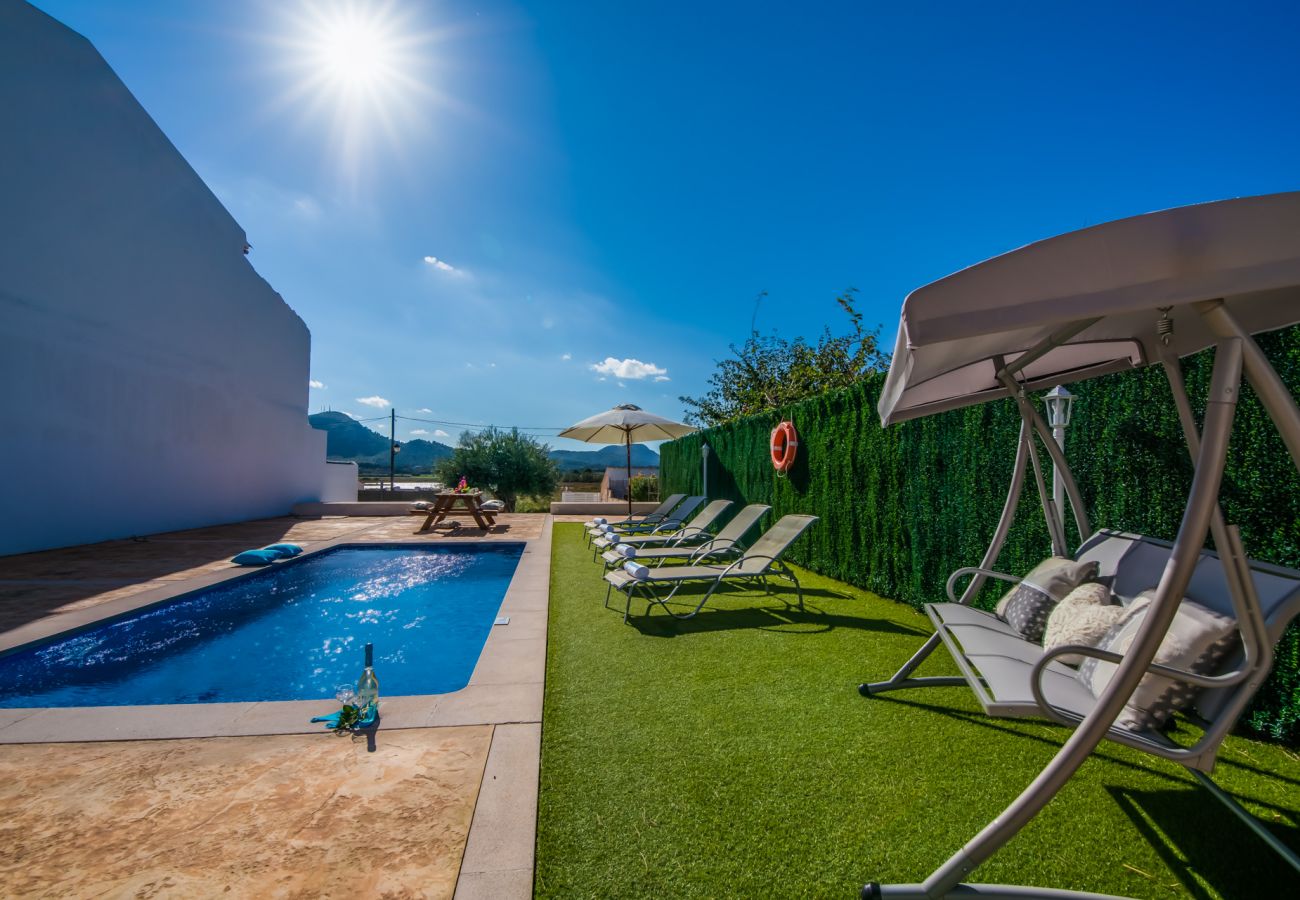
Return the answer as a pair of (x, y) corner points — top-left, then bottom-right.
(263, 543), (303, 558)
(232, 549), (279, 566)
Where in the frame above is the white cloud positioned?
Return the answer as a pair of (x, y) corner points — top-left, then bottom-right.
(410, 429), (429, 435)
(654, 375), (670, 383)
(356, 395), (390, 408)
(434, 429), (450, 438)
(418, 408), (432, 413)
(561, 353), (572, 361)
(489, 362), (496, 368)
(590, 357), (668, 380)
(309, 379), (326, 389)
(422, 255), (468, 278)
(293, 196), (322, 221)
(617, 381), (627, 388)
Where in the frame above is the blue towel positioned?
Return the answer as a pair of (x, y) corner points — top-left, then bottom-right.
(310, 704), (378, 730)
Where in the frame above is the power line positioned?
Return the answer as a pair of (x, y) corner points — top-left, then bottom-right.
(395, 413), (566, 434)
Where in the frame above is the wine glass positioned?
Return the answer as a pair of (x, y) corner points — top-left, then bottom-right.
(335, 685), (358, 710)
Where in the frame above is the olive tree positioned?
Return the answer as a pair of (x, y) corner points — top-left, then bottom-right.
(434, 427), (559, 512)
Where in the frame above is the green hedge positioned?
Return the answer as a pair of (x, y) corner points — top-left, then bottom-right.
(661, 325), (1300, 744)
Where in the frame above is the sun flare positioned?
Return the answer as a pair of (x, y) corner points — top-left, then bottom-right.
(268, 0), (445, 190)
(309, 11), (395, 91)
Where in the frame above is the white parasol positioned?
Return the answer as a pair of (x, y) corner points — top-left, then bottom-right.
(559, 404), (697, 516)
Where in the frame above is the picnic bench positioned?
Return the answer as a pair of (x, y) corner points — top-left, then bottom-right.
(410, 491), (497, 531)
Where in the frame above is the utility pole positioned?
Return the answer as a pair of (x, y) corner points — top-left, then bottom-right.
(389, 408), (397, 493)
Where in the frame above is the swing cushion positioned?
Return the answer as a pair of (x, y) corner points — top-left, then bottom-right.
(1077, 592), (1238, 730)
(997, 557), (1101, 642)
(1041, 583), (1128, 665)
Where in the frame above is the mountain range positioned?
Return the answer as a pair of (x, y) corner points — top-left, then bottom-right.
(308, 412), (659, 473)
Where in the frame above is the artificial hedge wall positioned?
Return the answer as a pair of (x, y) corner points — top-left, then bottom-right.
(660, 325), (1300, 744)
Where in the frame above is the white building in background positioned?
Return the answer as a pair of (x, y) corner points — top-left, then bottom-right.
(0, 2), (333, 556)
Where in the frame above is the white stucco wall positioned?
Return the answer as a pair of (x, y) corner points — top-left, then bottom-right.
(0, 2), (327, 556)
(321, 462), (360, 502)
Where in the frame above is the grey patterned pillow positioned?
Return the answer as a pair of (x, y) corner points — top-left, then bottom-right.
(1077, 592), (1238, 731)
(997, 556), (1101, 642)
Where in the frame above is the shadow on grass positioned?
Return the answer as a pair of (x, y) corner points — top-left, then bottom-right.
(621, 588), (929, 639)
(1107, 785), (1300, 898)
(864, 694), (1200, 781)
(867, 694), (1300, 850)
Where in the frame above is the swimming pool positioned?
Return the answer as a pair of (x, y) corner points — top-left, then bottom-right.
(0, 543), (524, 708)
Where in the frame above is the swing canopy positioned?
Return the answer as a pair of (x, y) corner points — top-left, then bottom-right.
(878, 191), (1300, 427)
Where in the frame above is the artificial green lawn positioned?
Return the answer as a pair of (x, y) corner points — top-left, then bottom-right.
(535, 524), (1300, 898)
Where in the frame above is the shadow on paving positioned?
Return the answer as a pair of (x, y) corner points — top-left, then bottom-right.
(0, 516), (374, 634)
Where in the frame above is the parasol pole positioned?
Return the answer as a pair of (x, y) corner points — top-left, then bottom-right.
(625, 427), (633, 518)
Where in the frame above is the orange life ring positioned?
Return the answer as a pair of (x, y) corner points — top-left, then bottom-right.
(770, 421), (798, 473)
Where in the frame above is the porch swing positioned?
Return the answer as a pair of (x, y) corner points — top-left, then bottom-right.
(858, 192), (1300, 899)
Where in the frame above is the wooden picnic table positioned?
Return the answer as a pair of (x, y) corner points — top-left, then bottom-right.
(411, 491), (497, 532)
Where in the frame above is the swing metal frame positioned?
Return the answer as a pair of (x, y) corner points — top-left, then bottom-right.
(855, 192), (1300, 899)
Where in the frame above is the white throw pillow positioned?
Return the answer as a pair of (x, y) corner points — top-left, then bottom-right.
(1042, 583), (1127, 665)
(1077, 592), (1238, 731)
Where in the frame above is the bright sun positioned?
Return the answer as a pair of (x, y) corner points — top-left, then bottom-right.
(311, 14), (394, 91)
(269, 1), (443, 189)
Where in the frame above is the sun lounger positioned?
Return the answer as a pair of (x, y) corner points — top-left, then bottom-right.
(586, 495), (706, 553)
(584, 493), (686, 546)
(599, 503), (770, 571)
(603, 514), (817, 622)
(591, 498), (729, 557)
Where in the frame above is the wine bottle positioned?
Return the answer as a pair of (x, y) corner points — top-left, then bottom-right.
(356, 642), (379, 714)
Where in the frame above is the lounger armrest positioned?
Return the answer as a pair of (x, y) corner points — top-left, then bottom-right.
(945, 567), (1022, 604)
(668, 526), (707, 546)
(689, 540), (740, 564)
(648, 519), (684, 535)
(720, 553), (781, 577)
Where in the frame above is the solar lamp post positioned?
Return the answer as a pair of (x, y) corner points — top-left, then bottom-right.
(1043, 385), (1075, 535)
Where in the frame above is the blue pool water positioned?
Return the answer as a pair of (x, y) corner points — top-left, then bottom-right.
(0, 543), (524, 707)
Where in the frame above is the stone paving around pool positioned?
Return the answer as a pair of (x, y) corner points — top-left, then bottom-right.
(0, 727), (490, 899)
(0, 512), (551, 899)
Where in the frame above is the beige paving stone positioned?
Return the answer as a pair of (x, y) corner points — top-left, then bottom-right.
(429, 682), (543, 727)
(453, 867), (534, 900)
(470, 637), (547, 686)
(458, 723), (541, 877)
(483, 608), (548, 641)
(0, 727), (492, 900)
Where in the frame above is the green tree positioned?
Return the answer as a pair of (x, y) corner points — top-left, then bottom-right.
(434, 428), (560, 512)
(679, 289), (890, 427)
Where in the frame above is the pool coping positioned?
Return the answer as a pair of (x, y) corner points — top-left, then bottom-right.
(0, 520), (552, 742)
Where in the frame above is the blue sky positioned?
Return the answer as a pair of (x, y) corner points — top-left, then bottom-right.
(32, 0), (1300, 449)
